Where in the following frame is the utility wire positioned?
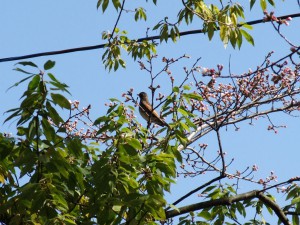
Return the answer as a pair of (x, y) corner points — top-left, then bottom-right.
(0, 13), (299, 63)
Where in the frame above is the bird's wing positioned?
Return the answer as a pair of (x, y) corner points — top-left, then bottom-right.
(140, 101), (168, 126)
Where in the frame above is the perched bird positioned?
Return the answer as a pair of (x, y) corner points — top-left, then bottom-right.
(138, 92), (169, 128)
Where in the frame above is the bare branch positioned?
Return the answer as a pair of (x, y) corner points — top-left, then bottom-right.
(167, 175), (225, 210)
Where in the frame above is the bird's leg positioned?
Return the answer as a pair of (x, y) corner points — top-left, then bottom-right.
(147, 121), (151, 129)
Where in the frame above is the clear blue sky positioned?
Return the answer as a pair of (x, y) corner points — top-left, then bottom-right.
(0, 0), (299, 223)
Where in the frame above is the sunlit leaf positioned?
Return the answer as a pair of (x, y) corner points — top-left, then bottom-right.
(240, 29), (254, 46)
(260, 0), (267, 10)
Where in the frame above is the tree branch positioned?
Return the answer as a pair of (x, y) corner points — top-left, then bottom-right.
(186, 91), (300, 147)
(166, 190), (260, 218)
(166, 175), (225, 210)
(257, 193), (290, 225)
(110, 0), (126, 41)
(166, 190), (291, 225)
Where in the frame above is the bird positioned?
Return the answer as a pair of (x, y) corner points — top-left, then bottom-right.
(138, 92), (170, 128)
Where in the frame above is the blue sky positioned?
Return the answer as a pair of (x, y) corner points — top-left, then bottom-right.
(0, 0), (299, 223)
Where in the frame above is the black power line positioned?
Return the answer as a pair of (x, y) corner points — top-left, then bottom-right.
(0, 13), (299, 63)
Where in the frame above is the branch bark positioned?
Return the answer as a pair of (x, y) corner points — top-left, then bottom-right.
(166, 190), (290, 225)
(166, 190), (259, 218)
(257, 192), (290, 225)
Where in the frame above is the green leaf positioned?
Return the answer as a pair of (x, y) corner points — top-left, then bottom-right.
(49, 81), (71, 94)
(153, 22), (162, 30)
(20, 93), (40, 108)
(4, 109), (22, 124)
(16, 61), (38, 68)
(119, 143), (137, 156)
(237, 29), (243, 49)
(155, 161), (173, 176)
(51, 93), (71, 109)
(293, 214), (299, 225)
(173, 86), (179, 93)
(219, 25), (227, 42)
(46, 101), (64, 125)
(51, 192), (69, 211)
(267, 0), (275, 7)
(250, 0), (256, 9)
(44, 60), (55, 70)
(160, 24), (169, 43)
(41, 118), (56, 142)
(207, 22), (215, 40)
(198, 210), (212, 220)
(102, 0), (109, 12)
(119, 58), (126, 68)
(6, 75), (35, 92)
(96, 0), (102, 9)
(114, 59), (119, 71)
(13, 67), (33, 74)
(28, 118), (37, 140)
(67, 138), (83, 157)
(175, 130), (187, 146)
(168, 204), (180, 212)
(48, 72), (59, 82)
(184, 117), (197, 130)
(183, 93), (203, 101)
(179, 121), (190, 132)
(240, 29), (254, 46)
(286, 186), (300, 200)
(292, 196), (300, 205)
(127, 138), (142, 150)
(177, 107), (189, 117)
(242, 23), (253, 30)
(201, 185), (217, 194)
(48, 73), (70, 94)
(94, 115), (110, 125)
(260, 0), (267, 10)
(229, 30), (237, 49)
(112, 0), (121, 10)
(28, 75), (40, 90)
(183, 85), (191, 90)
(0, 133), (15, 160)
(171, 147), (182, 163)
(236, 201), (246, 217)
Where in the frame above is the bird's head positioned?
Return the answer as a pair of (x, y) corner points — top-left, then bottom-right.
(138, 92), (148, 100)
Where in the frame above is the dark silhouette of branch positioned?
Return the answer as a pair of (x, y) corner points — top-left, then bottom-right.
(0, 13), (300, 63)
(285, 211), (300, 215)
(257, 193), (290, 225)
(216, 129), (226, 175)
(166, 190), (259, 218)
(110, 0), (126, 41)
(166, 175), (225, 210)
(166, 189), (290, 225)
(215, 47), (300, 79)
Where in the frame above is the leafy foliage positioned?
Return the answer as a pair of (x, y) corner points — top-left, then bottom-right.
(1, 0), (299, 224)
(94, 0), (282, 69)
(1, 52), (300, 223)
(0, 61), (182, 224)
